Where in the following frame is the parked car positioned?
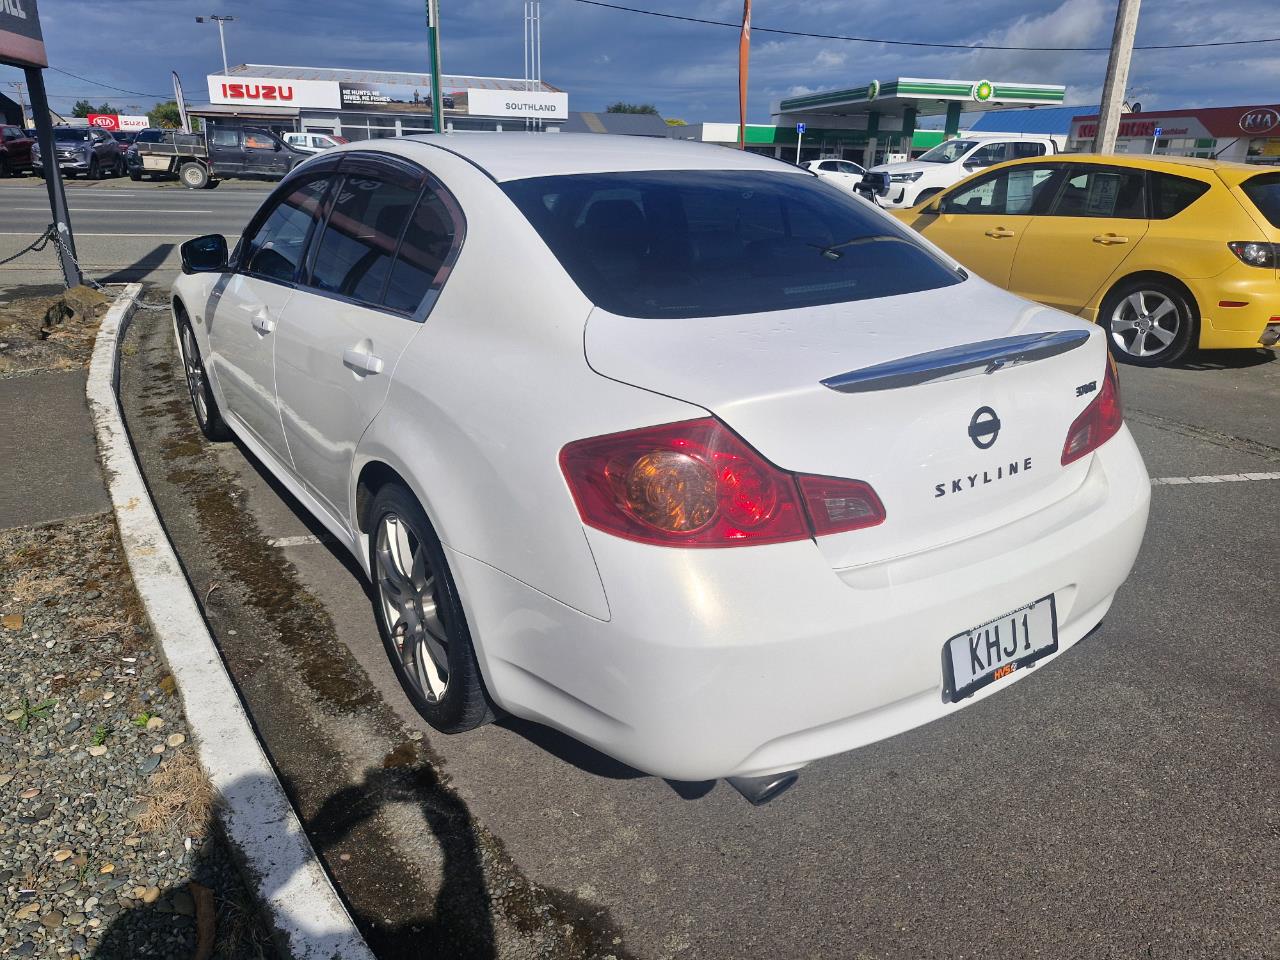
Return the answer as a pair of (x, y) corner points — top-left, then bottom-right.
(110, 130), (139, 147)
(170, 135), (1150, 803)
(802, 157), (866, 191)
(870, 134), (1061, 208)
(893, 153), (1280, 366)
(0, 123), (35, 177)
(32, 126), (126, 179)
(128, 124), (308, 188)
(282, 132), (343, 154)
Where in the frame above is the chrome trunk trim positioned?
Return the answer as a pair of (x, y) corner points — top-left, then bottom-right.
(820, 329), (1092, 394)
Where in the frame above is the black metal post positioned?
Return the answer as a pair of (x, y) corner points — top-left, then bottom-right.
(23, 65), (81, 288)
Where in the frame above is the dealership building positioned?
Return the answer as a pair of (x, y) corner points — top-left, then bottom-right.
(1068, 103), (1280, 164)
(189, 63), (568, 139)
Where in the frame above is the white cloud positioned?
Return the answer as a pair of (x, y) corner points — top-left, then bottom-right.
(814, 49), (846, 69)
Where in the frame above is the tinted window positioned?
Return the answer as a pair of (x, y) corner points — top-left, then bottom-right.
(383, 189), (457, 313)
(941, 166), (1060, 216)
(503, 171), (962, 319)
(967, 142), (1008, 168)
(1048, 167), (1146, 218)
(1150, 173), (1210, 220)
(244, 130), (275, 151)
(1240, 172), (1280, 228)
(243, 178), (329, 283)
(135, 130), (166, 143)
(1010, 141), (1046, 159)
(210, 128), (240, 147)
(308, 176), (419, 304)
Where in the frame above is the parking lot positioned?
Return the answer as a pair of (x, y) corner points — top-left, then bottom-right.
(7, 171), (1264, 959)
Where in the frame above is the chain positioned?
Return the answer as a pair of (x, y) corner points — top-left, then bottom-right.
(0, 224), (56, 267)
(1, 224), (170, 311)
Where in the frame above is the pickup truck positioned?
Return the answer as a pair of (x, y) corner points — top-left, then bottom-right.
(126, 125), (309, 188)
(867, 134), (1062, 209)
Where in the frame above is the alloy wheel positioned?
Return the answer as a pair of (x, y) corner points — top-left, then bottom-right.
(1109, 289), (1181, 359)
(375, 514), (450, 703)
(180, 325), (209, 427)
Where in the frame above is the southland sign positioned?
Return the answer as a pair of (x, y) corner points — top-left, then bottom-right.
(0, 0), (46, 68)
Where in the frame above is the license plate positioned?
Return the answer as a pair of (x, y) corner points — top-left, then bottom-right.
(941, 595), (1058, 703)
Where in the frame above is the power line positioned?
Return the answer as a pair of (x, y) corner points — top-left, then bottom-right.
(45, 66), (178, 101)
(568, 0), (1280, 51)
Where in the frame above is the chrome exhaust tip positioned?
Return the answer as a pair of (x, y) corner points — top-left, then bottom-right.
(725, 771), (799, 806)
(1259, 322), (1280, 348)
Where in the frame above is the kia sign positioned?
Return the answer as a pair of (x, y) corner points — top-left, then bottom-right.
(207, 75), (340, 109)
(467, 87), (567, 120)
(1240, 108), (1280, 135)
(0, 0), (46, 68)
(88, 114), (150, 132)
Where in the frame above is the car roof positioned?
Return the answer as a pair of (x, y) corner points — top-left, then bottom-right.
(372, 133), (808, 183)
(999, 152), (1262, 178)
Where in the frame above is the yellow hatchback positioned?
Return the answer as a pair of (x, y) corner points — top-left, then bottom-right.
(893, 154), (1280, 366)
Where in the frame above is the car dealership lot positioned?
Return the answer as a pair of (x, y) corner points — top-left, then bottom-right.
(115, 294), (1277, 960)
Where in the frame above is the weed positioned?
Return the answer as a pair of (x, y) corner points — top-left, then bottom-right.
(15, 697), (56, 732)
(131, 711), (153, 727)
(91, 724), (109, 747)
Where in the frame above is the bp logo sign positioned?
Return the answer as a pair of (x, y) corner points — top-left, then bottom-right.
(972, 80), (994, 102)
(866, 79), (879, 101)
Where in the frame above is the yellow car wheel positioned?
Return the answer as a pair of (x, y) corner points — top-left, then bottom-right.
(1100, 278), (1197, 368)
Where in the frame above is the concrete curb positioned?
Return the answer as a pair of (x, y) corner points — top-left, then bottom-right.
(87, 285), (376, 960)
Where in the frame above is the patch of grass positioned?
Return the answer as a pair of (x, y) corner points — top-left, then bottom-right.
(90, 724), (110, 747)
(136, 750), (214, 835)
(14, 696), (56, 732)
(131, 711), (153, 727)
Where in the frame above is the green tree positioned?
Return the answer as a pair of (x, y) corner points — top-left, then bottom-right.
(148, 100), (184, 129)
(606, 102), (659, 115)
(72, 99), (94, 118)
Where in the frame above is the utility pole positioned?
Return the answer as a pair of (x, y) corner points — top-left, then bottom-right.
(426, 0), (443, 134)
(8, 80), (27, 125)
(1093, 0), (1141, 154)
(196, 15), (236, 75)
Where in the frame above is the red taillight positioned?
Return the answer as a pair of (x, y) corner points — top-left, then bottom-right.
(559, 418), (884, 547)
(1061, 356), (1124, 466)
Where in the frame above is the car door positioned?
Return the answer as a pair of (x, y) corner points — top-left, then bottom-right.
(1008, 164), (1150, 314)
(207, 174), (332, 459)
(907, 163), (1063, 287)
(242, 128), (287, 176)
(207, 127), (245, 176)
(273, 156), (461, 517)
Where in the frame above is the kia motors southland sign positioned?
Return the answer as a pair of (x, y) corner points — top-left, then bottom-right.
(207, 75), (341, 109)
(88, 114), (150, 132)
(0, 0), (46, 68)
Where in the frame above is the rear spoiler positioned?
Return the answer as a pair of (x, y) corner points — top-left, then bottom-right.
(821, 330), (1092, 393)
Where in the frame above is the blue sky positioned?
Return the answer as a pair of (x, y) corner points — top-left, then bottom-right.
(3, 0), (1277, 122)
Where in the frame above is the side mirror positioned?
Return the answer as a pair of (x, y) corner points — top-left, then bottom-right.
(181, 234), (229, 275)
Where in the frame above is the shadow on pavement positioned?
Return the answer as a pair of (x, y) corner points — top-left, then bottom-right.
(1170, 347), (1275, 371)
(98, 243), (176, 284)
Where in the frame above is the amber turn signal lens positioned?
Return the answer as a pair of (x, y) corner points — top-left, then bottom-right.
(622, 450), (717, 533)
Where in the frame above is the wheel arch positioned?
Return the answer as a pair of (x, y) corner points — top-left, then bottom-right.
(1099, 270), (1201, 324)
(354, 459), (416, 536)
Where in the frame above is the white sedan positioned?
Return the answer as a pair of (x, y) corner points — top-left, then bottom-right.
(170, 134), (1150, 804)
(803, 157), (866, 190)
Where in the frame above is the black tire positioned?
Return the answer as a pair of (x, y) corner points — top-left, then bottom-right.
(88, 158), (101, 181)
(1100, 277), (1197, 367)
(368, 484), (495, 734)
(129, 170), (142, 181)
(113, 157), (125, 178)
(176, 317), (232, 441)
(179, 162), (209, 189)
(0, 157), (9, 179)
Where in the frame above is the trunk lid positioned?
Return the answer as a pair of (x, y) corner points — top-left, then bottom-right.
(585, 279), (1111, 569)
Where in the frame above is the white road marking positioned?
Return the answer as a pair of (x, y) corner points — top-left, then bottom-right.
(1151, 471), (1280, 485)
(9, 207), (214, 214)
(0, 231), (195, 238)
(266, 534), (324, 548)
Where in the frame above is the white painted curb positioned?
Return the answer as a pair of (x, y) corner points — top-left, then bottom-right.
(87, 285), (376, 960)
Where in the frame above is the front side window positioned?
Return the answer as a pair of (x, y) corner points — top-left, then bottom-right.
(1048, 167), (1146, 219)
(243, 177), (330, 283)
(940, 166), (1060, 216)
(244, 129), (275, 151)
(504, 170), (961, 319)
(918, 140), (976, 164)
(307, 175), (419, 305)
(383, 189), (457, 313)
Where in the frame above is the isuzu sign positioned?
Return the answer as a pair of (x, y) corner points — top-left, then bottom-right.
(0, 0), (46, 68)
(467, 87), (568, 119)
(207, 75), (340, 109)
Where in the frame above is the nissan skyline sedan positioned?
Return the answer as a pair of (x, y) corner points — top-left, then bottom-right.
(170, 134), (1151, 804)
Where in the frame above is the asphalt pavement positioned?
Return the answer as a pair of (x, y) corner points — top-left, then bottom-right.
(11, 183), (1276, 958)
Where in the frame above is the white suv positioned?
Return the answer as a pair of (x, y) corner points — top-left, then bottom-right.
(871, 135), (1059, 208)
(802, 157), (866, 191)
(282, 132), (342, 154)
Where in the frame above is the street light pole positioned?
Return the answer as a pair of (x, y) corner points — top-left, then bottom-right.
(8, 81), (28, 126)
(426, 0), (443, 134)
(1093, 0), (1141, 155)
(196, 15), (236, 75)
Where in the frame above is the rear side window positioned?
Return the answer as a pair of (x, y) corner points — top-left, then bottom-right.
(1048, 167), (1146, 218)
(1009, 141), (1047, 159)
(210, 128), (240, 147)
(503, 170), (961, 319)
(308, 176), (419, 305)
(1241, 172), (1280, 228)
(243, 177), (329, 283)
(1150, 173), (1211, 220)
(383, 190), (457, 313)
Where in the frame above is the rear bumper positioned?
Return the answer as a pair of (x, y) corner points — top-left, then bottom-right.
(452, 427), (1150, 782)
(1187, 268), (1279, 350)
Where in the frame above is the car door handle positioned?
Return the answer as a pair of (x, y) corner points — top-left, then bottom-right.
(251, 312), (275, 335)
(1093, 234), (1130, 245)
(985, 227), (1016, 238)
(342, 348), (384, 376)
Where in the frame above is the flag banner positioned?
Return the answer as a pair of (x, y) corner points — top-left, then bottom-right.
(738, 0), (751, 149)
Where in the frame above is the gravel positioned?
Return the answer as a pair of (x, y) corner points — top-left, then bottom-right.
(0, 514), (276, 958)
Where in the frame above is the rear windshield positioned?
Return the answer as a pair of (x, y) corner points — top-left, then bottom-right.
(502, 170), (962, 319)
(1241, 172), (1280, 228)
